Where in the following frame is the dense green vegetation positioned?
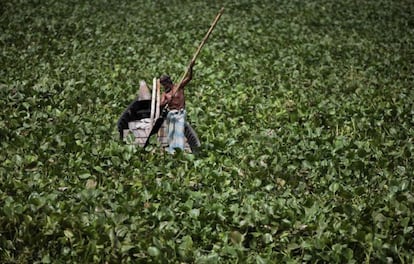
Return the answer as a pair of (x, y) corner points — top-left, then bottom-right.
(1, 0), (413, 263)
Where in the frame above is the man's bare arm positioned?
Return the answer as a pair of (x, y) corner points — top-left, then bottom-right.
(160, 93), (167, 107)
(179, 62), (194, 89)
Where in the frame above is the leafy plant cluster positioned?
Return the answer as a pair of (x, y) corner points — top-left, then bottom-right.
(1, 0), (413, 263)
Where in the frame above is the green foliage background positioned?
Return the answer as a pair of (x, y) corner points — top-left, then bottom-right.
(1, 0), (413, 263)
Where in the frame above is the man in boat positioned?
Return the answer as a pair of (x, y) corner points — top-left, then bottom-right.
(159, 62), (194, 153)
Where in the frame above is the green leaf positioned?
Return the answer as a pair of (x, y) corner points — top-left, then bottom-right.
(147, 246), (160, 257)
(329, 182), (340, 194)
(79, 173), (91, 179)
(64, 229), (74, 239)
(121, 244), (135, 253)
(41, 254), (51, 263)
(189, 208), (200, 219)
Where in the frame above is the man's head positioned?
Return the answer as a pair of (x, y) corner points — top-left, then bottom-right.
(160, 75), (173, 86)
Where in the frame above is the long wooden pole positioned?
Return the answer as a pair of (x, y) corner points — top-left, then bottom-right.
(155, 78), (160, 119)
(173, 7), (224, 95)
(150, 77), (156, 124)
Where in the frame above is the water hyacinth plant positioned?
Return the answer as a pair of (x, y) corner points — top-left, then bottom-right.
(1, 0), (413, 263)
